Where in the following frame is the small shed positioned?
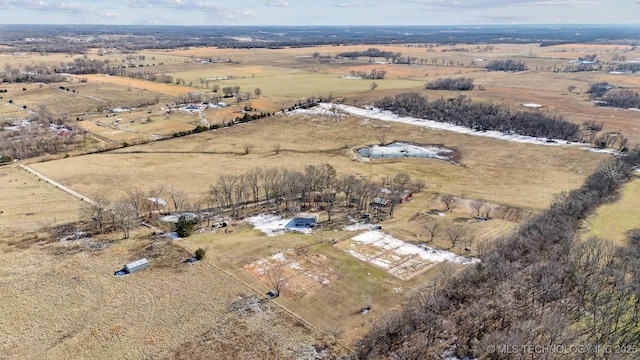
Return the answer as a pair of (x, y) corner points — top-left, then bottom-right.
(124, 258), (149, 274)
(293, 213), (318, 228)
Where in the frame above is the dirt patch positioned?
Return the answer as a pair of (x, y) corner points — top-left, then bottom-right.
(243, 247), (340, 300)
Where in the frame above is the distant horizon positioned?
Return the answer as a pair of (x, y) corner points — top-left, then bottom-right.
(0, 0), (638, 27)
(2, 23), (640, 27)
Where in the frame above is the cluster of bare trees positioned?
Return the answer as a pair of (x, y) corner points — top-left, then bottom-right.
(337, 48), (401, 62)
(81, 185), (194, 239)
(348, 69), (387, 80)
(374, 92), (582, 141)
(424, 77), (474, 91)
(599, 89), (640, 109)
(2, 64), (66, 83)
(587, 81), (640, 109)
(485, 59), (527, 71)
(609, 62), (640, 73)
(357, 149), (640, 359)
(208, 165), (425, 221)
(587, 81), (612, 98)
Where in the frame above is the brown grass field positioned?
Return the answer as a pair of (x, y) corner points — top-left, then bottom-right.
(2, 41), (640, 358)
(0, 166), (85, 235)
(580, 174), (640, 245)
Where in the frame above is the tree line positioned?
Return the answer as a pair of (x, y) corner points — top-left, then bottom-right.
(588, 81), (640, 109)
(208, 165), (424, 220)
(424, 77), (474, 91)
(357, 149), (640, 359)
(348, 69), (387, 80)
(80, 165), (427, 238)
(485, 59), (528, 71)
(374, 92), (582, 141)
(337, 48), (401, 62)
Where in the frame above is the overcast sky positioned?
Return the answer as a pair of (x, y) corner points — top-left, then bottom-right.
(0, 0), (638, 26)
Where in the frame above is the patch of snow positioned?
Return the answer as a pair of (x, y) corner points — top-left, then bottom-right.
(165, 232), (180, 239)
(522, 103), (542, 108)
(271, 252), (287, 262)
(293, 103), (619, 154)
(244, 213), (313, 236)
(359, 142), (453, 160)
(147, 197), (167, 207)
(341, 75), (362, 80)
(343, 223), (378, 231)
(351, 231), (479, 265)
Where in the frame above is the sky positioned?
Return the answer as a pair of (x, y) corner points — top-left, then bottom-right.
(0, 0), (638, 26)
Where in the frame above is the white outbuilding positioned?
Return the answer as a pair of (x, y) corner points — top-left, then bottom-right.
(124, 258), (149, 274)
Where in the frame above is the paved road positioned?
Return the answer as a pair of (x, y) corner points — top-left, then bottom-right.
(17, 164), (96, 206)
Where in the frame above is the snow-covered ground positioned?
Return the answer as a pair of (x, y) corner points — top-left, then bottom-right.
(244, 213), (313, 236)
(359, 142), (453, 160)
(294, 103), (618, 154)
(350, 230), (479, 266)
(522, 103), (542, 108)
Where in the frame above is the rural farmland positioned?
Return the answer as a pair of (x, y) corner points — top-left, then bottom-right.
(1, 24), (640, 359)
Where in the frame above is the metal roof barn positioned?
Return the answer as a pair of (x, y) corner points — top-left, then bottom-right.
(124, 258), (149, 274)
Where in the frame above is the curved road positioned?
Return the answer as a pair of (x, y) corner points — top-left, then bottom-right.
(17, 164), (96, 206)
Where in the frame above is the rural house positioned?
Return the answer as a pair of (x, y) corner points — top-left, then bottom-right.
(293, 213), (318, 228)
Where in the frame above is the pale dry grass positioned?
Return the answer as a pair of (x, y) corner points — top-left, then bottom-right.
(0, 166), (84, 235)
(81, 74), (197, 96)
(580, 175), (640, 245)
(181, 221), (432, 344)
(28, 111), (607, 215)
(0, 235), (332, 359)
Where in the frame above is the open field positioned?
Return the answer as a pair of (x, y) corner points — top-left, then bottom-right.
(0, 165), (85, 235)
(580, 174), (640, 245)
(0, 235), (335, 359)
(29, 111), (608, 210)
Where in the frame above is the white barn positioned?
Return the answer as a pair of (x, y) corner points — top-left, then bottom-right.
(124, 258), (149, 274)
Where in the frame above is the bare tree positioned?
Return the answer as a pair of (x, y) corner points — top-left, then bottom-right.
(254, 87), (262, 98)
(112, 199), (137, 239)
(423, 220), (441, 243)
(378, 133), (388, 146)
(393, 173), (411, 192)
(266, 264), (286, 297)
(567, 85), (576, 94)
(410, 179), (427, 193)
(470, 199), (485, 217)
(242, 143), (254, 155)
(168, 186), (188, 213)
(81, 193), (111, 234)
(272, 143), (281, 155)
(370, 82), (379, 91)
(445, 224), (466, 249)
(440, 194), (457, 212)
(482, 203), (496, 219)
(126, 188), (145, 219)
(147, 185), (166, 214)
(262, 168), (280, 203)
(245, 168), (262, 203)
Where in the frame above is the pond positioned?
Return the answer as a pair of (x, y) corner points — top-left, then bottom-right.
(358, 142), (453, 160)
